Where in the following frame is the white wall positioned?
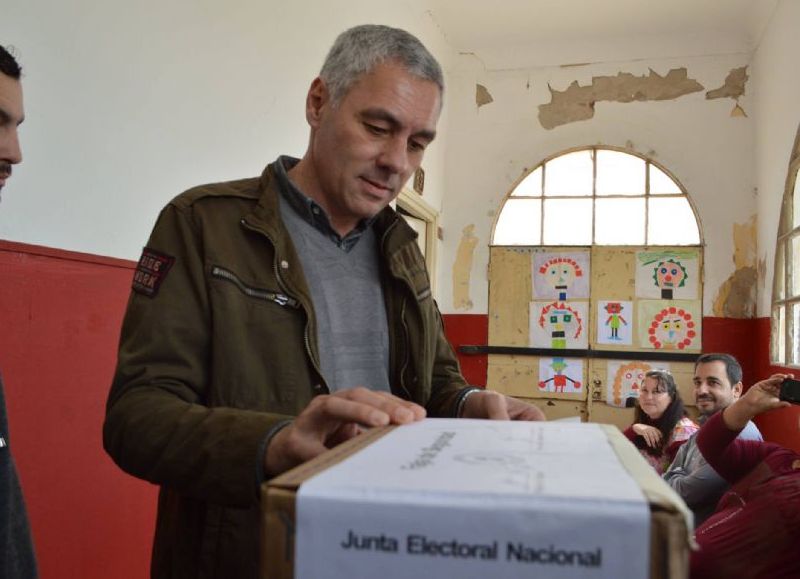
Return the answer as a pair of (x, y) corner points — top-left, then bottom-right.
(0, 0), (453, 260)
(7, 1), (794, 321)
(753, 0), (800, 317)
(438, 53), (756, 316)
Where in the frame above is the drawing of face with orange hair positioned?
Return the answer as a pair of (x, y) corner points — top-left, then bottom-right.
(539, 257), (583, 301)
(539, 302), (582, 348)
(612, 361), (651, 406)
(648, 306), (696, 349)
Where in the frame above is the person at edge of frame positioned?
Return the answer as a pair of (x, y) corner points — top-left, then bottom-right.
(0, 43), (38, 579)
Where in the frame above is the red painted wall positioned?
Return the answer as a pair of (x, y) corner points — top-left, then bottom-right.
(0, 241), (156, 579)
(442, 313), (800, 451)
(2, 240), (798, 579)
(752, 317), (800, 453)
(441, 314), (488, 388)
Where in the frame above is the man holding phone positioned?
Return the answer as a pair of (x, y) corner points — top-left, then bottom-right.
(663, 353), (763, 526)
(691, 373), (800, 579)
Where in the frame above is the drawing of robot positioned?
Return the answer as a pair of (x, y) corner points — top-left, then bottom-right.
(538, 302), (583, 349)
(538, 357), (582, 393)
(604, 302), (628, 340)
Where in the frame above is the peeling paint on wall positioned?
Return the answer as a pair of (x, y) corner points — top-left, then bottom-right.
(476, 84), (494, 108)
(713, 267), (757, 318)
(453, 224), (479, 310)
(706, 66), (749, 118)
(706, 66), (748, 100)
(732, 216), (757, 269)
(730, 103), (748, 118)
(538, 68), (704, 130)
(713, 216), (757, 318)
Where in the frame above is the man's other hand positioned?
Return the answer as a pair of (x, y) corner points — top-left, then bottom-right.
(723, 373), (791, 430)
(461, 390), (546, 421)
(265, 387), (425, 477)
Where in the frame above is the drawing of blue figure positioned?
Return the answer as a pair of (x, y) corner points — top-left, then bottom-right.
(538, 357), (582, 393)
(604, 302), (628, 341)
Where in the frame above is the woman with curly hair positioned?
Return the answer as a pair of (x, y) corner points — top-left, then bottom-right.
(623, 370), (699, 473)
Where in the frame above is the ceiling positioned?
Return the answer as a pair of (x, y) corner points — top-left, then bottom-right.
(425, 0), (780, 69)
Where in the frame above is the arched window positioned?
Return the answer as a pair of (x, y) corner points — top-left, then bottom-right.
(492, 147), (700, 246)
(771, 128), (800, 366)
(486, 146), (704, 428)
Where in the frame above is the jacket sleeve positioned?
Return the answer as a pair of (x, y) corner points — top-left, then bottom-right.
(424, 302), (470, 417)
(695, 412), (773, 485)
(623, 425), (637, 442)
(103, 203), (289, 508)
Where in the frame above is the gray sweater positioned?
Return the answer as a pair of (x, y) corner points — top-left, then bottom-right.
(663, 418), (762, 527)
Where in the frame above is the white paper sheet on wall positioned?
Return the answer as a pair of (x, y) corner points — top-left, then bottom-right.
(296, 419), (650, 579)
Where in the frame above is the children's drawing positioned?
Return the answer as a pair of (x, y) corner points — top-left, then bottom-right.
(637, 300), (701, 350)
(538, 357), (583, 394)
(653, 259), (687, 299)
(635, 250), (699, 299)
(606, 360), (670, 408)
(597, 300), (633, 345)
(532, 252), (590, 300)
(529, 301), (588, 349)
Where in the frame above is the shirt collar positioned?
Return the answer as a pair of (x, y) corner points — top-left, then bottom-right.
(271, 156), (374, 252)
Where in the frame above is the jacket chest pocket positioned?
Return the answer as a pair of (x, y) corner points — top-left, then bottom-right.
(208, 264), (311, 413)
(210, 265), (299, 309)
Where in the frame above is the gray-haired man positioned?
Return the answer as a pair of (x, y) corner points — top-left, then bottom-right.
(105, 25), (544, 578)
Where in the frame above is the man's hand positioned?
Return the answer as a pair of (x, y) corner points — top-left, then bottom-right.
(632, 423), (662, 448)
(265, 388), (425, 477)
(461, 390), (546, 421)
(723, 373), (791, 431)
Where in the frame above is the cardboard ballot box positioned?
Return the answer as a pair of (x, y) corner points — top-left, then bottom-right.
(261, 420), (691, 579)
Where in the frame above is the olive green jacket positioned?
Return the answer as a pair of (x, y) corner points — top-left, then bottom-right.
(103, 164), (469, 578)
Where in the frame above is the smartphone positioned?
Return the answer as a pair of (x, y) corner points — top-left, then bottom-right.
(780, 378), (800, 404)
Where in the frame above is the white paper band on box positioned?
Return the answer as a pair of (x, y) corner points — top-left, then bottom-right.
(296, 419), (649, 579)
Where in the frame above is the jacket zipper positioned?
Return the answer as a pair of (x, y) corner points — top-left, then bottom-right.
(211, 266), (300, 308)
(397, 298), (412, 399)
(381, 218), (413, 398)
(239, 218), (326, 386)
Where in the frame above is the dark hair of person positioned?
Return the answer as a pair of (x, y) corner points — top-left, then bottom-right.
(633, 370), (687, 455)
(0, 45), (22, 80)
(694, 352), (743, 386)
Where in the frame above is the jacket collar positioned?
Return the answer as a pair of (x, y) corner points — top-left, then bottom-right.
(246, 160), (419, 258)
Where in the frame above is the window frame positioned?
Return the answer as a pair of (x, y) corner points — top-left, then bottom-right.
(491, 145), (703, 247)
(770, 125), (800, 367)
(396, 188), (439, 295)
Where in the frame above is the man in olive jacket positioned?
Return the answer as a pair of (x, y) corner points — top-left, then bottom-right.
(104, 25), (544, 579)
